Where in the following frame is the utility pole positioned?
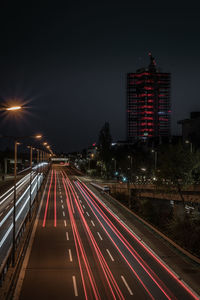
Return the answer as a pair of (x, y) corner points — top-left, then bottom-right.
(29, 146), (33, 221)
(12, 140), (18, 266)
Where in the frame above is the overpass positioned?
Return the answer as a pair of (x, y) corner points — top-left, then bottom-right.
(51, 157), (69, 164)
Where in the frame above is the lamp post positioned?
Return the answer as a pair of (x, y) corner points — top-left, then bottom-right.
(28, 146), (33, 221)
(112, 158), (116, 173)
(151, 149), (157, 170)
(12, 140), (20, 266)
(36, 149), (39, 201)
(185, 140), (193, 153)
(27, 135), (42, 221)
(0, 104), (23, 267)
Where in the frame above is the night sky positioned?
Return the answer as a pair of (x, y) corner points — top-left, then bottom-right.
(0, 1), (200, 152)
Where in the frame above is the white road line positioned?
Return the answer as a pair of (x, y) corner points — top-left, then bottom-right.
(97, 232), (103, 241)
(72, 276), (78, 297)
(62, 205), (64, 209)
(91, 220), (95, 227)
(83, 205), (85, 209)
(106, 249), (114, 261)
(64, 220), (67, 227)
(63, 211), (65, 217)
(86, 212), (89, 216)
(80, 200), (82, 203)
(61, 199), (63, 203)
(66, 232), (69, 240)
(68, 249), (73, 262)
(121, 276), (133, 295)
(60, 195), (62, 198)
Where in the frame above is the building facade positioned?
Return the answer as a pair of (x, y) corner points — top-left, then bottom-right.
(127, 54), (171, 142)
(178, 112), (200, 148)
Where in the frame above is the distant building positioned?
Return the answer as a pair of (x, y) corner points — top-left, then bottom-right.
(87, 143), (97, 158)
(178, 112), (200, 148)
(127, 53), (171, 142)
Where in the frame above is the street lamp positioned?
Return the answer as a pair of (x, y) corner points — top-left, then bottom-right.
(12, 140), (21, 266)
(151, 149), (158, 170)
(6, 106), (22, 111)
(28, 134), (42, 221)
(185, 140), (193, 153)
(112, 158), (116, 173)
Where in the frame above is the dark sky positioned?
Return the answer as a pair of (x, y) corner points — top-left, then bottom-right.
(0, 1), (200, 152)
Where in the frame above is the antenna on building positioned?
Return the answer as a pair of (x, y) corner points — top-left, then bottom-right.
(148, 52), (156, 71)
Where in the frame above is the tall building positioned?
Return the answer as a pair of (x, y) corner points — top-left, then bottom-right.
(127, 54), (171, 142)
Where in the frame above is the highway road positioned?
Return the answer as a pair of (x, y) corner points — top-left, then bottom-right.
(17, 166), (199, 300)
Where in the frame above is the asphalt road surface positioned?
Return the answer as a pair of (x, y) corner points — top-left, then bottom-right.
(17, 166), (199, 300)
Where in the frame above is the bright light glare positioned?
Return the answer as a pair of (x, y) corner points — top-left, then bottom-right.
(6, 106), (22, 111)
(35, 134), (42, 139)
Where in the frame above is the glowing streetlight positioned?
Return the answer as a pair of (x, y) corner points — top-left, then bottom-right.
(34, 134), (42, 139)
(6, 106), (22, 111)
(185, 140), (193, 153)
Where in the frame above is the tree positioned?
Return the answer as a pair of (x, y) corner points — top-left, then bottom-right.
(157, 144), (200, 204)
(98, 122), (112, 177)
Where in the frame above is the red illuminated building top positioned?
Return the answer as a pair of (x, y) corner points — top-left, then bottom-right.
(127, 53), (171, 141)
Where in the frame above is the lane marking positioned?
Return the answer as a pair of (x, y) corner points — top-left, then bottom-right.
(86, 211), (90, 216)
(66, 232), (69, 240)
(69, 249), (73, 262)
(83, 205), (85, 209)
(63, 211), (65, 217)
(64, 220), (67, 227)
(121, 276), (133, 295)
(91, 220), (95, 227)
(72, 276), (78, 296)
(80, 200), (82, 203)
(62, 204), (64, 209)
(106, 249), (115, 261)
(61, 199), (63, 203)
(97, 232), (103, 241)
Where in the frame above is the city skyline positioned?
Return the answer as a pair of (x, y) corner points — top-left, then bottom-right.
(0, 2), (200, 152)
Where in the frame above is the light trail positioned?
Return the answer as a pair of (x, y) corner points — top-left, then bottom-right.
(75, 181), (169, 300)
(0, 173), (32, 205)
(76, 179), (199, 300)
(63, 172), (125, 300)
(0, 178), (40, 248)
(0, 175), (38, 227)
(62, 177), (96, 300)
